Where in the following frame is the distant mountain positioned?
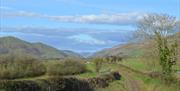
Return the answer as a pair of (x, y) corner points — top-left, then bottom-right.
(79, 52), (93, 58)
(0, 36), (82, 59)
(62, 50), (83, 58)
(91, 32), (180, 58)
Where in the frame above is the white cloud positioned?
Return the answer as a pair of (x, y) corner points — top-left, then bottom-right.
(49, 12), (147, 25)
(0, 6), (12, 10)
(1, 7), (147, 25)
(1, 10), (45, 18)
(67, 34), (107, 45)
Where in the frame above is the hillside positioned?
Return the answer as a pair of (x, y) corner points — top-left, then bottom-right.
(91, 32), (180, 58)
(62, 50), (83, 58)
(0, 36), (82, 59)
(91, 42), (145, 58)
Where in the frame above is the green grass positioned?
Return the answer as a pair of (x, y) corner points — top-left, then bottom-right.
(75, 62), (97, 78)
(1, 58), (179, 91)
(134, 73), (180, 91)
(74, 60), (127, 84)
(121, 58), (179, 72)
(76, 62), (121, 78)
(173, 65), (180, 71)
(121, 58), (146, 72)
(14, 75), (50, 81)
(75, 72), (97, 78)
(128, 48), (144, 57)
(86, 62), (96, 72)
(0, 55), (46, 79)
(0, 89), (5, 91)
(96, 78), (125, 91)
(119, 60), (180, 91)
(76, 62), (112, 78)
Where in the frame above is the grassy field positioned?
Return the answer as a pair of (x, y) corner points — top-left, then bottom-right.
(88, 59), (180, 91)
(108, 63), (179, 91)
(136, 75), (180, 91)
(0, 58), (179, 91)
(79, 61), (180, 91)
(121, 58), (180, 72)
(121, 58), (146, 71)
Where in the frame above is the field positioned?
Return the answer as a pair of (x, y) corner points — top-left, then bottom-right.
(0, 58), (180, 91)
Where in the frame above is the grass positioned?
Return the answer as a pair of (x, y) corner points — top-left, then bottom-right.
(0, 55), (46, 79)
(128, 48), (144, 57)
(78, 62), (124, 90)
(0, 61), (122, 91)
(46, 59), (87, 76)
(119, 58), (180, 91)
(121, 58), (179, 72)
(1, 57), (179, 91)
(121, 58), (146, 72)
(95, 79), (125, 91)
(75, 61), (122, 79)
(86, 62), (96, 72)
(77, 62), (122, 79)
(75, 72), (97, 78)
(121, 58), (180, 82)
(134, 73), (180, 91)
(173, 65), (180, 71)
(75, 62), (98, 78)
(90, 59), (180, 91)
(95, 62), (179, 91)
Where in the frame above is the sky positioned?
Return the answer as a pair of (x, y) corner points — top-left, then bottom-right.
(0, 0), (180, 53)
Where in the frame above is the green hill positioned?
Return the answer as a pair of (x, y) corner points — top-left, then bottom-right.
(91, 42), (144, 58)
(0, 36), (82, 59)
(91, 32), (180, 58)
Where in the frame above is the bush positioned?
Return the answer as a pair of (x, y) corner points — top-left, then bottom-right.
(0, 77), (93, 91)
(86, 71), (121, 88)
(0, 72), (121, 91)
(46, 59), (87, 76)
(93, 58), (103, 73)
(1, 80), (41, 91)
(0, 54), (46, 79)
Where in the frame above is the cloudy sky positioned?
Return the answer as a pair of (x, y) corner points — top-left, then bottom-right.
(0, 0), (180, 53)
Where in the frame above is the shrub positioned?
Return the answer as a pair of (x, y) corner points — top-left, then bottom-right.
(46, 59), (87, 76)
(1, 80), (41, 91)
(0, 77), (93, 91)
(46, 77), (93, 91)
(0, 54), (46, 79)
(86, 71), (121, 88)
(0, 72), (121, 91)
(93, 58), (103, 73)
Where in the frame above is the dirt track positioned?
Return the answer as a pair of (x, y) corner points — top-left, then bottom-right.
(123, 73), (141, 91)
(117, 64), (143, 91)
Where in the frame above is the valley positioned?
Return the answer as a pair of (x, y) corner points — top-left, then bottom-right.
(0, 32), (179, 91)
(0, 1), (180, 90)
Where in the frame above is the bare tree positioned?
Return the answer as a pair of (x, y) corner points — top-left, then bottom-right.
(136, 13), (178, 83)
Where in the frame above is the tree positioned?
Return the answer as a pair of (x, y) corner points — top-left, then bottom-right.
(136, 14), (178, 83)
(93, 58), (103, 73)
(104, 56), (122, 63)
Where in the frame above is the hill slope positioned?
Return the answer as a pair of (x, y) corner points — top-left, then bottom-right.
(0, 36), (82, 59)
(91, 32), (180, 58)
(91, 42), (145, 58)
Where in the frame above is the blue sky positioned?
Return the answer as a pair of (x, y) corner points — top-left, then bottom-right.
(0, 0), (180, 53)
